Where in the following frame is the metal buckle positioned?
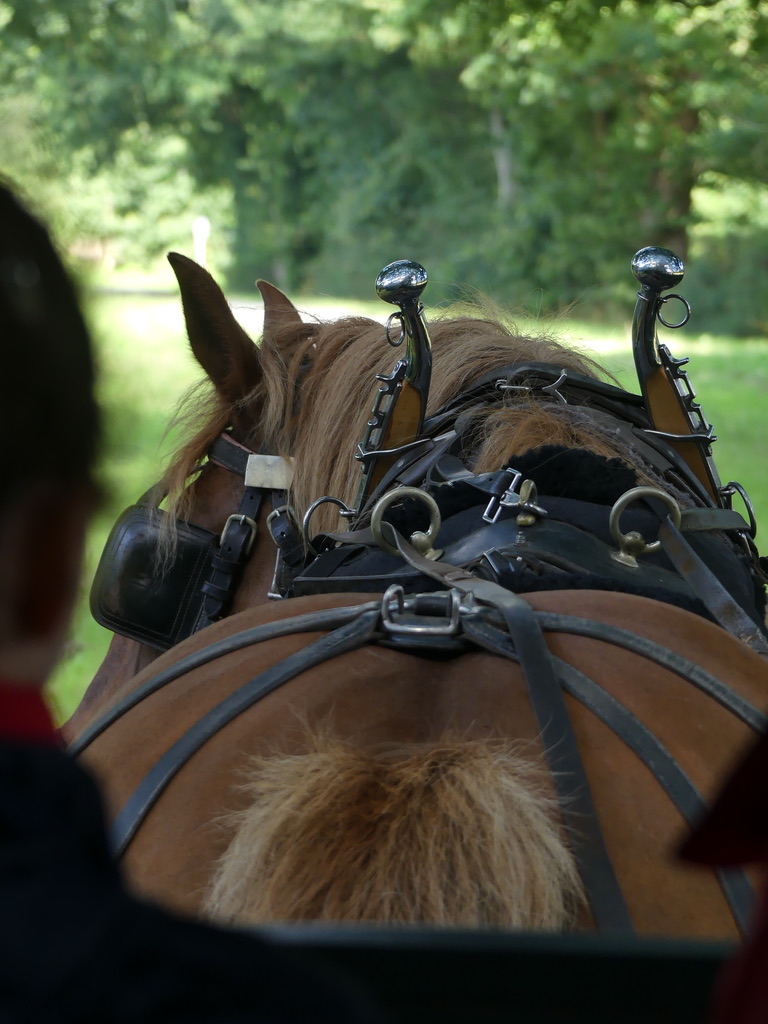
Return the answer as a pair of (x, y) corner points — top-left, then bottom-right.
(266, 504), (295, 532)
(220, 513), (258, 556)
(267, 550), (286, 600)
(380, 585), (462, 636)
(482, 467), (524, 524)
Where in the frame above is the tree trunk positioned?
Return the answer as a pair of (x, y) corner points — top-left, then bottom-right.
(648, 107), (700, 263)
(489, 108), (516, 211)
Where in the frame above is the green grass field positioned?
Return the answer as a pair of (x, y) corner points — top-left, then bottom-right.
(47, 285), (768, 723)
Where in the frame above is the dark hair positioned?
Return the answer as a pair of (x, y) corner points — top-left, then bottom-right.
(0, 182), (100, 511)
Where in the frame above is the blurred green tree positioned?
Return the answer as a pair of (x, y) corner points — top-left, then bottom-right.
(370, 0), (768, 309)
(2, 0), (768, 323)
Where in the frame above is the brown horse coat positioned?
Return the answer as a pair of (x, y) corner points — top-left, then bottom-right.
(76, 588), (765, 939)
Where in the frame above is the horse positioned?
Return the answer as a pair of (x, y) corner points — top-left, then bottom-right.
(64, 252), (768, 941)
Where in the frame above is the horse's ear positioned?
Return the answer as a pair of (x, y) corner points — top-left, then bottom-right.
(256, 279), (315, 376)
(257, 279), (302, 339)
(167, 252), (262, 403)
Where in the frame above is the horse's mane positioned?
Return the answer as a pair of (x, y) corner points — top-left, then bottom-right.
(162, 307), (645, 534)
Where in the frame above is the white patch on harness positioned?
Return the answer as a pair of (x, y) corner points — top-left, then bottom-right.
(244, 454), (295, 491)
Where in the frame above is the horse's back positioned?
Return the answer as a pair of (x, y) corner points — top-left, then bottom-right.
(76, 589), (767, 938)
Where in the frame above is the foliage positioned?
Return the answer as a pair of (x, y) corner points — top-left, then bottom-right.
(686, 175), (768, 334)
(2, 0), (768, 325)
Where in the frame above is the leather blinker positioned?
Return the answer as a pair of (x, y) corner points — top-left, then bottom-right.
(90, 504), (217, 651)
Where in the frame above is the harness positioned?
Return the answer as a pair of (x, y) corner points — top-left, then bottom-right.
(289, 360), (766, 647)
(90, 433), (299, 651)
(90, 358), (765, 649)
(82, 249), (768, 936)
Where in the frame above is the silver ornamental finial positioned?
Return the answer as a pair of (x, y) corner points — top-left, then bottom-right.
(631, 246), (685, 293)
(375, 260), (429, 306)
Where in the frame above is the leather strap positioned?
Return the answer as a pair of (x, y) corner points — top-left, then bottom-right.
(680, 508), (751, 533)
(658, 518), (768, 656)
(462, 614), (756, 934)
(268, 495), (305, 570)
(267, 494), (307, 599)
(375, 524), (765, 731)
(207, 433), (253, 476)
(376, 528), (761, 932)
(196, 486), (266, 628)
(110, 608), (382, 856)
(68, 602), (381, 756)
(384, 531), (632, 931)
(421, 362), (647, 437)
(195, 434), (292, 627)
(532, 612), (767, 732)
(551, 654), (755, 935)
(460, 611), (633, 932)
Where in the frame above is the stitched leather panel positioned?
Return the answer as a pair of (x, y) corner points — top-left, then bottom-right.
(89, 505), (216, 651)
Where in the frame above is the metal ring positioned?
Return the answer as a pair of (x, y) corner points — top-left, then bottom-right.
(370, 486), (442, 557)
(722, 480), (758, 539)
(385, 312), (405, 347)
(301, 495), (354, 555)
(609, 486), (682, 557)
(657, 294), (691, 329)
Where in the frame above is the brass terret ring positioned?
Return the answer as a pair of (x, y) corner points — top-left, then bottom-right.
(370, 486), (443, 559)
(609, 486), (681, 565)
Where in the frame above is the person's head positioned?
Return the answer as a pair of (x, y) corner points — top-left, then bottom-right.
(0, 182), (100, 682)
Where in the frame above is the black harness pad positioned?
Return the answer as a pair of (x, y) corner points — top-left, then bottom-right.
(90, 505), (217, 651)
(293, 492), (766, 629)
(294, 499), (688, 594)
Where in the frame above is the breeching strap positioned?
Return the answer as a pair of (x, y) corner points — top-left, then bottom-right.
(386, 528), (634, 933)
(386, 527), (761, 933)
(461, 615), (755, 934)
(69, 602), (381, 757)
(461, 596), (633, 933)
(551, 655), (756, 934)
(533, 611), (767, 732)
(108, 608), (381, 856)
(541, 610), (759, 936)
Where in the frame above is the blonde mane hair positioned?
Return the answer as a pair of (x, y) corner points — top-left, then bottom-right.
(163, 307), (642, 533)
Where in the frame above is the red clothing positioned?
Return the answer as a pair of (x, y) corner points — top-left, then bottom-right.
(0, 678), (58, 745)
